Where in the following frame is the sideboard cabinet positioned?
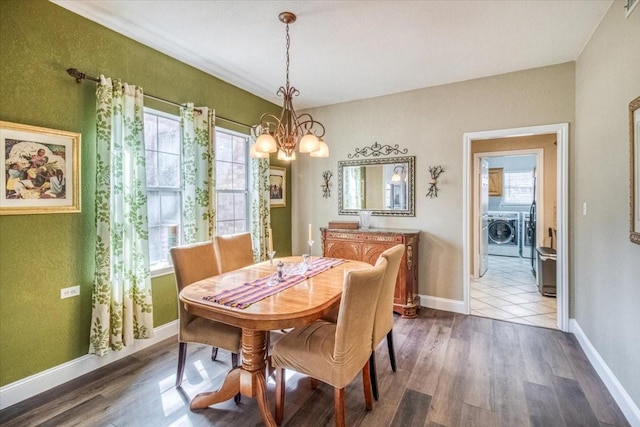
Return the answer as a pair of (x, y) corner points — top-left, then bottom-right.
(320, 227), (420, 318)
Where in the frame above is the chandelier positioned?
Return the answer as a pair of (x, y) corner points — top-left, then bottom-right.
(250, 12), (329, 161)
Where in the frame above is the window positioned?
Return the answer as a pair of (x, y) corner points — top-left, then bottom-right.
(144, 109), (182, 271)
(503, 170), (534, 205)
(143, 110), (250, 273)
(215, 129), (249, 235)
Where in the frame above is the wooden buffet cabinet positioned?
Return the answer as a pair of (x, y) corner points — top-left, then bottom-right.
(320, 227), (420, 318)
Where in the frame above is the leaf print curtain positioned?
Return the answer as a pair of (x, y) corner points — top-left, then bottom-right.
(180, 104), (216, 243)
(90, 76), (154, 356)
(250, 139), (271, 261)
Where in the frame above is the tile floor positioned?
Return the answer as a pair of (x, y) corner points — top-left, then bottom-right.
(471, 254), (557, 329)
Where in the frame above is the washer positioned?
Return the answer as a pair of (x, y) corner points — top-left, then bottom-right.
(487, 211), (520, 257)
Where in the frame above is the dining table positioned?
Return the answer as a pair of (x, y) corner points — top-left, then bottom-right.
(179, 255), (371, 426)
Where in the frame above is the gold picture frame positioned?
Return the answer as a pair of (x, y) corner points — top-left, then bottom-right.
(488, 167), (503, 197)
(1, 121), (81, 215)
(630, 96), (640, 244)
(269, 166), (286, 208)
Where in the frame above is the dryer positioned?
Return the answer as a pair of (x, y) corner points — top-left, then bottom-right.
(487, 211), (520, 257)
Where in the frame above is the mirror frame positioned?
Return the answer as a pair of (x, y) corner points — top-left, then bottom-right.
(630, 95), (640, 244)
(338, 155), (415, 217)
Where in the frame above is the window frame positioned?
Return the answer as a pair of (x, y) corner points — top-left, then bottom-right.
(144, 107), (183, 277)
(214, 127), (251, 236)
(502, 169), (535, 206)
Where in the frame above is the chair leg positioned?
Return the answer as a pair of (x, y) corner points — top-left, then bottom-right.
(176, 342), (187, 387)
(334, 387), (346, 427)
(369, 352), (379, 401)
(231, 352), (241, 403)
(387, 330), (397, 372)
(211, 346), (219, 361)
(275, 368), (285, 425)
(362, 360), (373, 411)
(231, 352), (239, 368)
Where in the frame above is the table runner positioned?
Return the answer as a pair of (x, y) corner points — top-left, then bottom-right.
(203, 257), (346, 309)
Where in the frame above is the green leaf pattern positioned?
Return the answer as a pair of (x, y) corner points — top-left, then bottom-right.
(180, 105), (216, 243)
(250, 138), (271, 261)
(90, 76), (154, 356)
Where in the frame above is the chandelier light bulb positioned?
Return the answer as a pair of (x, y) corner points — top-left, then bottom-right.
(277, 149), (296, 161)
(310, 138), (329, 158)
(255, 130), (277, 153)
(298, 131), (321, 153)
(250, 142), (270, 158)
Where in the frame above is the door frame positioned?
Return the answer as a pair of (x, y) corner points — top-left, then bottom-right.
(473, 149), (544, 278)
(462, 123), (569, 331)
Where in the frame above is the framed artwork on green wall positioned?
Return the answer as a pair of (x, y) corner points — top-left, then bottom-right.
(0, 121), (81, 215)
(269, 166), (286, 208)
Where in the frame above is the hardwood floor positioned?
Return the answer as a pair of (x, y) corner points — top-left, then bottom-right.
(0, 309), (629, 427)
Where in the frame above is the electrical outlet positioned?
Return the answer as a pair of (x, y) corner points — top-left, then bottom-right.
(60, 286), (80, 299)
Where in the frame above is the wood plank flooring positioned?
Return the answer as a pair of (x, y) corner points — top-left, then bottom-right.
(0, 309), (629, 427)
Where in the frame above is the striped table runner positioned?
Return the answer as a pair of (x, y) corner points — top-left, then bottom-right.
(203, 257), (346, 309)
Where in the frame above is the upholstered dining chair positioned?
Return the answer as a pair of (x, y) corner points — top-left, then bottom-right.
(170, 241), (242, 388)
(369, 244), (405, 401)
(271, 259), (388, 427)
(214, 232), (255, 273)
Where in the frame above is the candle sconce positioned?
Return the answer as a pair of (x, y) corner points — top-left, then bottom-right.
(321, 170), (333, 198)
(426, 165), (445, 198)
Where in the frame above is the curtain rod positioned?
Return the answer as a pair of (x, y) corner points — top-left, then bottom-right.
(66, 68), (252, 129)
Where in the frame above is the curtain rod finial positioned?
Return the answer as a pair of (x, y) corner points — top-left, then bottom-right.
(66, 68), (84, 83)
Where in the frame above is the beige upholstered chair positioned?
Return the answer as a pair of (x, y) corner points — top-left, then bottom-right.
(214, 232), (255, 273)
(271, 259), (388, 427)
(170, 242), (242, 388)
(369, 244), (405, 400)
(321, 245), (405, 401)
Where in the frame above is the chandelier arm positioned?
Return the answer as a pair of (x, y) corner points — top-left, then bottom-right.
(295, 113), (326, 138)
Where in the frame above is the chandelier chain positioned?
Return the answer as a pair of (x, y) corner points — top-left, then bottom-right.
(285, 22), (290, 90)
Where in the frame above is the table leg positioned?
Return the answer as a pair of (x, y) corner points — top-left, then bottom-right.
(240, 329), (276, 427)
(189, 329), (276, 427)
(190, 367), (241, 409)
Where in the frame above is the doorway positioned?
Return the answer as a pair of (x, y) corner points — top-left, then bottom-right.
(473, 150), (557, 328)
(462, 124), (569, 331)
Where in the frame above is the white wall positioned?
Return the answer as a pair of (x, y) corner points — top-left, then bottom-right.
(293, 62), (575, 301)
(574, 0), (640, 407)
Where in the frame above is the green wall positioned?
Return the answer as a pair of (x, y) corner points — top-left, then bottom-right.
(0, 0), (291, 386)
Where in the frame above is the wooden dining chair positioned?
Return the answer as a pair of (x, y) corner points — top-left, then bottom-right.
(369, 244), (405, 401)
(271, 259), (387, 427)
(214, 232), (255, 273)
(170, 241), (242, 388)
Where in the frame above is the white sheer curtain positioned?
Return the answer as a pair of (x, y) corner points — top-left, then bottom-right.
(90, 76), (154, 356)
(180, 104), (216, 243)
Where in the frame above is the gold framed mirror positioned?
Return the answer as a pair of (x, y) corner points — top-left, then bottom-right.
(338, 156), (415, 216)
(630, 95), (640, 244)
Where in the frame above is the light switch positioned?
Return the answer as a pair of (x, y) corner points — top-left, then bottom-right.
(582, 202), (587, 216)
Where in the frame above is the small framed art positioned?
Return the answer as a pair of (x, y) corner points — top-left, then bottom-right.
(269, 166), (286, 208)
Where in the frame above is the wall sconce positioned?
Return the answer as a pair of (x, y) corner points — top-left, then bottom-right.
(321, 170), (333, 198)
(426, 165), (445, 198)
(391, 164), (407, 182)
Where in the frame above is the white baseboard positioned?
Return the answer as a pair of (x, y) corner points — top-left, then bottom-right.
(0, 320), (179, 411)
(419, 294), (467, 314)
(570, 319), (640, 427)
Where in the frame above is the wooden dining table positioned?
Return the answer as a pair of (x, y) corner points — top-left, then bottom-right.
(179, 256), (370, 426)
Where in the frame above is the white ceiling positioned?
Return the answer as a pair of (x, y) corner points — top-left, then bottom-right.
(52, 0), (612, 109)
